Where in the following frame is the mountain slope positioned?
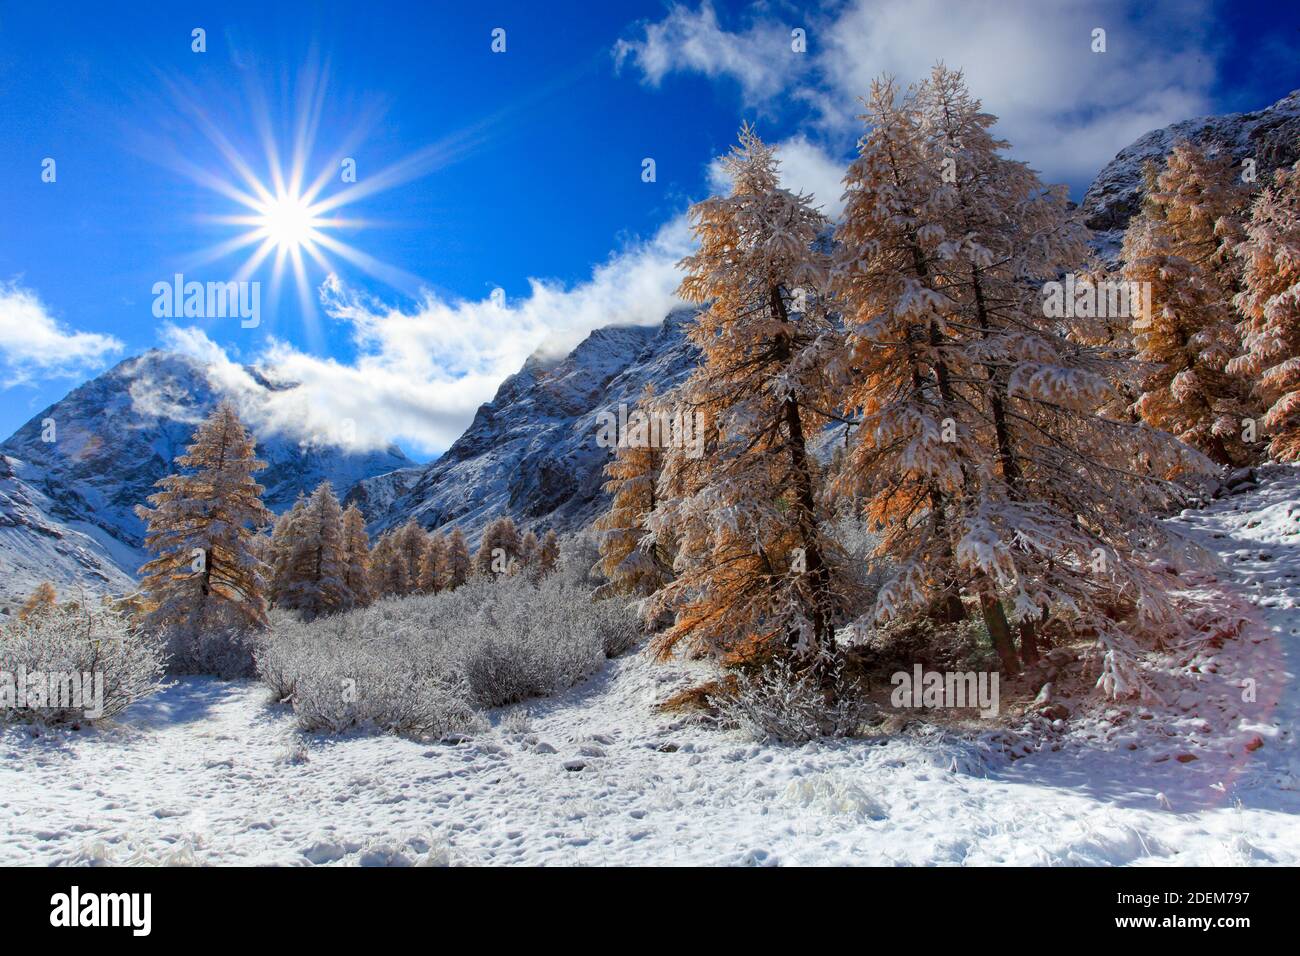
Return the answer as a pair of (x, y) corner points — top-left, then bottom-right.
(0, 350), (410, 605)
(1082, 88), (1300, 258)
(350, 309), (700, 540)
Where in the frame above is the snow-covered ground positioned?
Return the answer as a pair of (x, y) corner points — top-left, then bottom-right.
(2, 469), (1297, 866)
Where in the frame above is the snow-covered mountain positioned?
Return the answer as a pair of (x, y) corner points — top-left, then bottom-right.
(1082, 88), (1300, 259)
(349, 309), (701, 540)
(0, 350), (410, 606)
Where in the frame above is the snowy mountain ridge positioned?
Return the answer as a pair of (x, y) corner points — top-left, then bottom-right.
(0, 350), (410, 606)
(349, 308), (702, 540)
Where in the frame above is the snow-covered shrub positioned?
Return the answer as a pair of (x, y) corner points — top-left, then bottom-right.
(157, 616), (260, 680)
(710, 656), (877, 744)
(257, 571), (640, 734)
(0, 602), (168, 725)
(558, 529), (606, 590)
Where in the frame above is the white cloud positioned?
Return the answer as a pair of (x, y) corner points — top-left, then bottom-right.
(163, 217), (694, 457)
(0, 281), (123, 387)
(815, 0), (1216, 186)
(614, 0), (807, 107)
(618, 0), (1221, 190)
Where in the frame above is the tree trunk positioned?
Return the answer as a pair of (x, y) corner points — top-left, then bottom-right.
(1018, 615), (1040, 666)
(771, 285), (835, 652)
(979, 589), (1019, 675)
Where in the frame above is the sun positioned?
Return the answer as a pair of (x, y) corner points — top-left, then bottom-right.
(256, 193), (322, 251)
(169, 62), (463, 319)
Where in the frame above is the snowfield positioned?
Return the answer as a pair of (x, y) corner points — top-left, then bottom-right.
(2, 469), (1298, 866)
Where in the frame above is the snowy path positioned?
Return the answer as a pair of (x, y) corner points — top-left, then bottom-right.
(2, 472), (1298, 866)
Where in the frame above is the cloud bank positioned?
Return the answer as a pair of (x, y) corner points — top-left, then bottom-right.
(0, 281), (124, 387)
(164, 216), (694, 457)
(616, 0), (1220, 190)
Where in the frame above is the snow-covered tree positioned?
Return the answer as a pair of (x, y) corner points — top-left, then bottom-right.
(648, 124), (855, 663)
(1230, 158), (1300, 461)
(834, 67), (1214, 688)
(1122, 142), (1258, 464)
(417, 532), (448, 593)
(274, 481), (350, 619)
(444, 527), (472, 589)
(18, 582), (57, 622)
(268, 495), (306, 605)
(475, 516), (522, 577)
(136, 401), (272, 635)
(341, 503), (372, 607)
(830, 75), (976, 639)
(594, 387), (672, 600)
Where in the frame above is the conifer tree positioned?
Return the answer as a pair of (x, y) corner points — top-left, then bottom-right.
(1122, 141), (1257, 464)
(834, 68), (1214, 688)
(136, 401), (272, 635)
(444, 527), (472, 589)
(392, 520), (429, 596)
(537, 529), (560, 579)
(475, 516), (522, 578)
(417, 532), (449, 593)
(367, 531), (408, 599)
(341, 503), (372, 607)
(648, 125), (854, 662)
(268, 496), (307, 605)
(830, 76), (974, 639)
(275, 481), (350, 618)
(517, 530), (540, 574)
(18, 582), (57, 622)
(1230, 158), (1300, 461)
(594, 388), (671, 599)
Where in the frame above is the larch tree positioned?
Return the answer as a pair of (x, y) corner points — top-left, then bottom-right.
(835, 68), (1215, 690)
(392, 520), (429, 597)
(136, 401), (272, 635)
(830, 76), (976, 645)
(647, 124), (854, 664)
(367, 532), (408, 599)
(444, 527), (472, 589)
(275, 481), (350, 618)
(517, 530), (540, 574)
(1230, 158), (1300, 461)
(1122, 142), (1258, 465)
(341, 503), (372, 607)
(267, 495), (306, 605)
(18, 582), (58, 621)
(594, 386), (672, 600)
(536, 529), (560, 579)
(475, 516), (522, 578)
(417, 532), (449, 593)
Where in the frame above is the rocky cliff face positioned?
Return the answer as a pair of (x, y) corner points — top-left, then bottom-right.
(1081, 88), (1300, 260)
(0, 350), (410, 605)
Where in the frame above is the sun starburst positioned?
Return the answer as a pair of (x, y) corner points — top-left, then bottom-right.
(155, 61), (478, 334)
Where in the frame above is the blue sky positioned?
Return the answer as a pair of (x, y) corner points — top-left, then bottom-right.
(2, 0), (1298, 460)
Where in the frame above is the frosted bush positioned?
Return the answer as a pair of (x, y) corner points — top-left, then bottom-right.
(160, 624), (259, 680)
(0, 603), (169, 725)
(710, 656), (877, 744)
(258, 572), (640, 734)
(154, 600), (263, 679)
